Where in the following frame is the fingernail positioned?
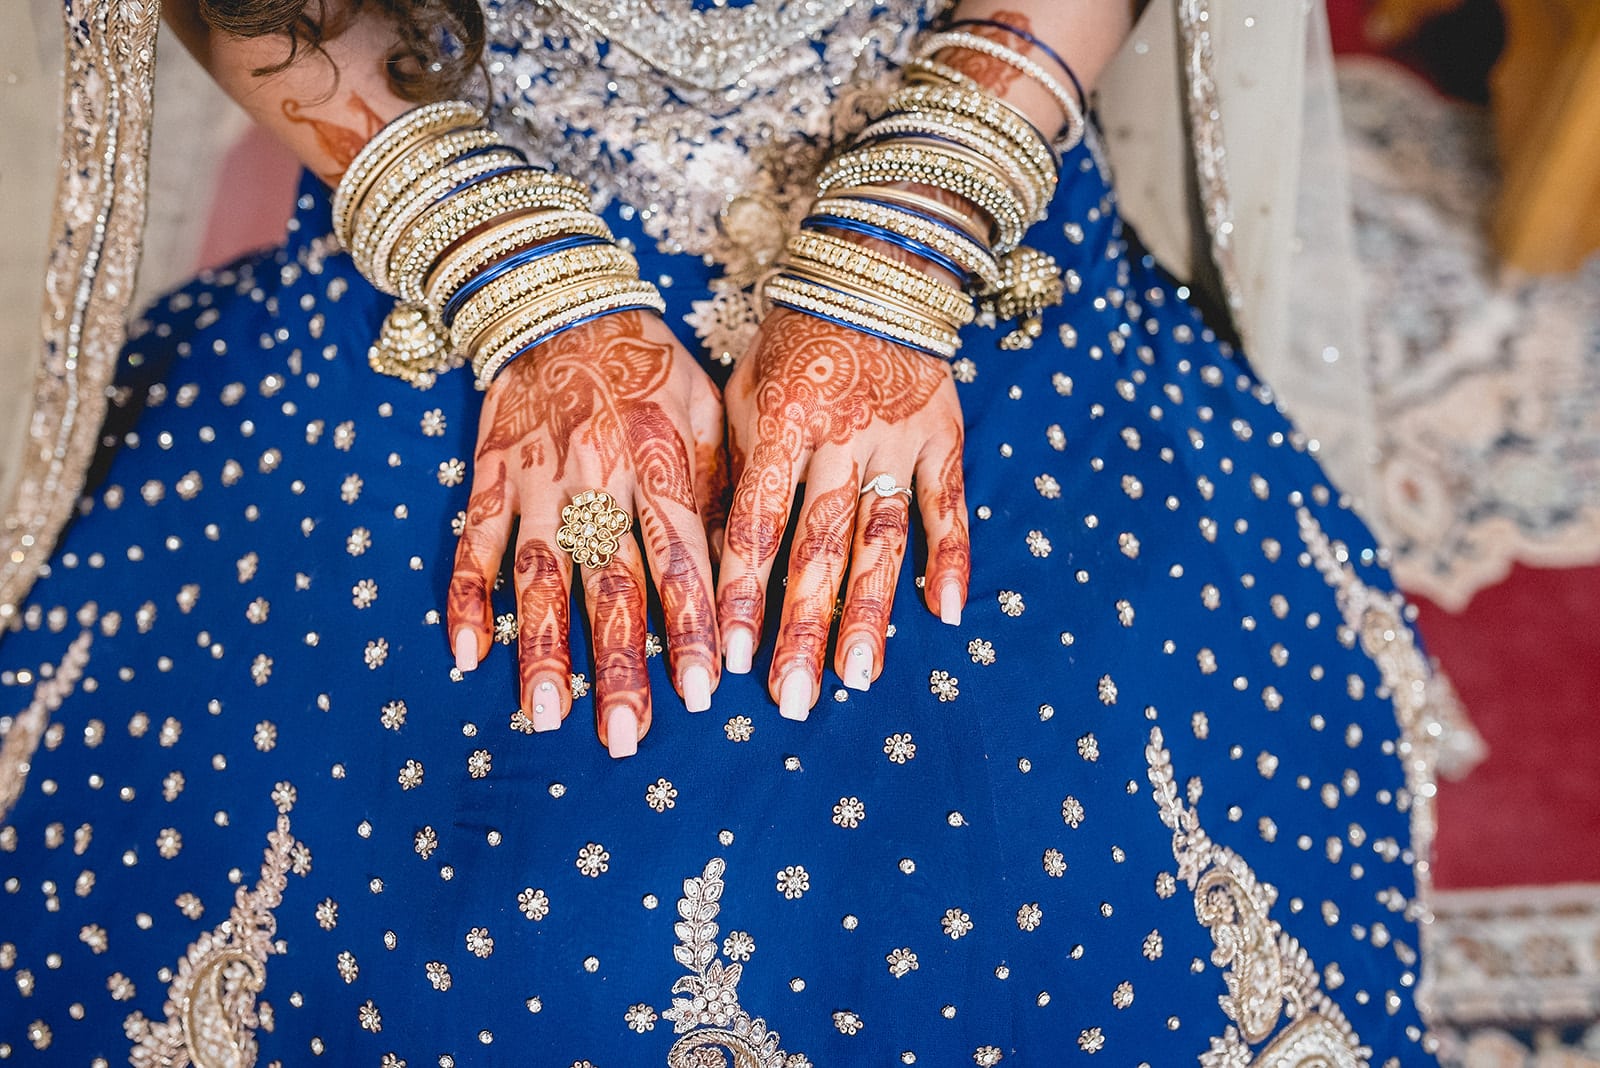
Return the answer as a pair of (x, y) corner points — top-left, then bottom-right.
(843, 642), (874, 692)
(939, 582), (963, 626)
(725, 628), (754, 675)
(681, 665), (712, 713)
(531, 681), (561, 732)
(454, 629), (479, 672)
(606, 705), (638, 759)
(777, 671), (812, 722)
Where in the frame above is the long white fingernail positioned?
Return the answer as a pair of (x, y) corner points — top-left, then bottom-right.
(844, 642), (873, 692)
(725, 628), (754, 675)
(939, 582), (963, 627)
(532, 681), (561, 732)
(681, 665), (712, 713)
(778, 671), (812, 722)
(606, 705), (638, 759)
(454, 629), (479, 672)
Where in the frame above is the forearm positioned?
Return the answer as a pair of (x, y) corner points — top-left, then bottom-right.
(941, 0), (1137, 140)
(161, 0), (413, 183)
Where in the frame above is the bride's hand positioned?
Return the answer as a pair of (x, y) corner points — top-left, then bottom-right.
(717, 307), (970, 720)
(448, 310), (725, 757)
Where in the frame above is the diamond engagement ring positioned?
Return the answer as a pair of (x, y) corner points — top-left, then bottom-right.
(861, 474), (913, 500)
(555, 490), (633, 569)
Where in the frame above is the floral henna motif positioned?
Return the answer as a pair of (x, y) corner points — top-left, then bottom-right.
(514, 539), (572, 697)
(281, 93), (384, 182)
(772, 469), (861, 681)
(585, 566), (652, 734)
(938, 11), (1036, 95)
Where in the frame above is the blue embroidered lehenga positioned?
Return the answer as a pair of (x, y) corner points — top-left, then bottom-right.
(0, 3), (1441, 1064)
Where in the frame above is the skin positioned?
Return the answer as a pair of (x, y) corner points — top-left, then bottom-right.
(162, 0), (1142, 742)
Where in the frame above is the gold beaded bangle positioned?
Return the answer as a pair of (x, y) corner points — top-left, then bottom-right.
(784, 231), (975, 326)
(819, 143), (1027, 250)
(333, 100), (483, 247)
(863, 102), (1056, 194)
(903, 57), (1064, 163)
(856, 114), (1053, 218)
(810, 195), (1000, 286)
(424, 210), (613, 307)
(349, 127), (502, 257)
(468, 275), (650, 360)
(359, 148), (528, 289)
(448, 244), (638, 351)
(888, 82), (1053, 164)
(822, 185), (992, 245)
(763, 274), (961, 358)
(916, 31), (1086, 150)
(470, 279), (665, 385)
(391, 183), (598, 300)
(784, 261), (970, 336)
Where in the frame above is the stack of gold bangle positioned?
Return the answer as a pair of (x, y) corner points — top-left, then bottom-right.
(333, 101), (662, 387)
(772, 27), (1076, 359)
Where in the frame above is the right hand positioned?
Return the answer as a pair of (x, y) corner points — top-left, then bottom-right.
(447, 310), (726, 758)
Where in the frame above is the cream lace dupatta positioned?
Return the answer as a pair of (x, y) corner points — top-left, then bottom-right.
(0, 0), (1374, 617)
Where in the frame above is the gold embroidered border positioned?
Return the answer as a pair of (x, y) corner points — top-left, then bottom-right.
(1145, 726), (1371, 1066)
(0, 0), (158, 620)
(1175, 0), (1245, 316)
(0, 629), (93, 822)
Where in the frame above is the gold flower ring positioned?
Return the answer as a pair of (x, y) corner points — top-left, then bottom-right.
(555, 490), (633, 569)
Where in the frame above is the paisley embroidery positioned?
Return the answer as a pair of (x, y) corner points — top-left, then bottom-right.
(130, 790), (302, 1068)
(664, 857), (810, 1068)
(0, 629), (92, 821)
(1145, 727), (1371, 1067)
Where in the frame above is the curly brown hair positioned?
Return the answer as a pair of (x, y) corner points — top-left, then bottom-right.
(198, 0), (485, 101)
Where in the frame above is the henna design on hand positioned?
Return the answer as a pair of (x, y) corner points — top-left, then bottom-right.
(514, 538), (573, 700)
(938, 11), (1036, 93)
(771, 466), (861, 682)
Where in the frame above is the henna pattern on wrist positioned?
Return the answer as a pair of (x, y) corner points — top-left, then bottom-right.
(937, 11), (1036, 94)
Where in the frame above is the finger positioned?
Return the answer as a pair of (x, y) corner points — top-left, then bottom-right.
(513, 505), (574, 733)
(715, 415), (805, 676)
(623, 401), (720, 713)
(768, 455), (861, 721)
(688, 378), (729, 564)
(574, 497), (652, 759)
(447, 458), (516, 672)
(915, 417), (970, 626)
(835, 457), (915, 692)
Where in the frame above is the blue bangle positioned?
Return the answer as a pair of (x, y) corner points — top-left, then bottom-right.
(428, 161), (535, 211)
(769, 283), (953, 360)
(440, 234), (611, 326)
(802, 215), (970, 282)
(946, 17), (1087, 108)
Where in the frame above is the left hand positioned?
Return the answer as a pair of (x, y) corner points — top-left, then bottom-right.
(717, 307), (971, 720)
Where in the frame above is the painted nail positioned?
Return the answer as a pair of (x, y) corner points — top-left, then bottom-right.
(777, 671), (813, 722)
(681, 665), (712, 713)
(454, 629), (479, 672)
(725, 627), (754, 675)
(939, 582), (963, 627)
(531, 681), (561, 732)
(606, 705), (638, 759)
(844, 642), (873, 692)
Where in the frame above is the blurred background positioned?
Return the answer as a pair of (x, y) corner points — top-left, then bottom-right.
(3, 0), (1598, 1061)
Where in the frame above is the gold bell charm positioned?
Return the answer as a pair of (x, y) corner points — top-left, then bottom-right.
(978, 246), (1066, 350)
(367, 302), (462, 388)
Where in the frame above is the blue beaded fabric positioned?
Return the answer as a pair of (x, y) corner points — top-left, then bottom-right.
(0, 61), (1440, 1068)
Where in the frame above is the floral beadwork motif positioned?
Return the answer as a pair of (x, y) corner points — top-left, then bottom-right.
(1144, 727), (1370, 1066)
(664, 857), (810, 1068)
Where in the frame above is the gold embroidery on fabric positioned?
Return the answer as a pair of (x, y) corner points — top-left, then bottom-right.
(1145, 727), (1371, 1067)
(1295, 507), (1441, 1015)
(664, 857), (810, 1068)
(0, 629), (93, 821)
(0, 0), (160, 617)
(486, 0), (946, 361)
(1175, 0), (1244, 314)
(130, 791), (302, 1068)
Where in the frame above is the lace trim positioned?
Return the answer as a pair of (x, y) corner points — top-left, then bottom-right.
(129, 791), (301, 1068)
(0, 629), (93, 822)
(1144, 725), (1371, 1067)
(0, 0), (159, 618)
(664, 857), (810, 1068)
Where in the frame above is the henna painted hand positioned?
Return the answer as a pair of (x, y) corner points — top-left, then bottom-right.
(448, 311), (726, 758)
(717, 308), (970, 720)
